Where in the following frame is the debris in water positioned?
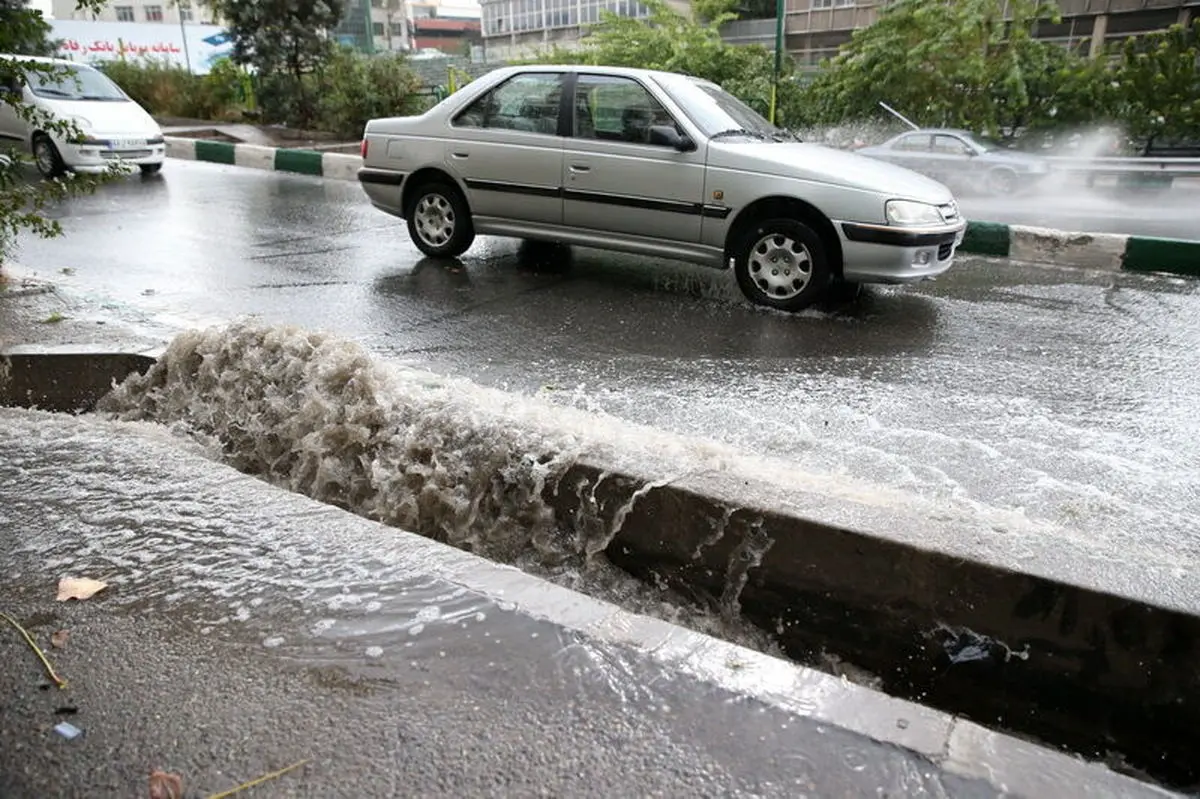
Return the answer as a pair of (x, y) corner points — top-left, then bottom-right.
(205, 758), (310, 798)
(0, 610), (68, 688)
(53, 721), (82, 740)
(149, 769), (183, 799)
(56, 576), (108, 601)
(50, 630), (69, 649)
(933, 623), (1031, 665)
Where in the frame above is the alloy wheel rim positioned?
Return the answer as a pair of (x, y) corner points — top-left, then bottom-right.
(415, 193), (455, 248)
(748, 233), (812, 300)
(34, 142), (55, 175)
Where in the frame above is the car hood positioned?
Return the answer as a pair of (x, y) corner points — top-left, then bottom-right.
(708, 141), (954, 204)
(38, 97), (162, 138)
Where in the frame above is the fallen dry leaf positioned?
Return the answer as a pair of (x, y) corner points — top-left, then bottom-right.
(148, 769), (183, 799)
(56, 577), (108, 602)
(50, 630), (69, 649)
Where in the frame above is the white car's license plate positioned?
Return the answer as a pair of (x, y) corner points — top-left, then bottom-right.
(109, 139), (147, 150)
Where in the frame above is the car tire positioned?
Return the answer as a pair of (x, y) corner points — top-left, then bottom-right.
(986, 168), (1018, 196)
(32, 134), (66, 179)
(405, 181), (474, 258)
(140, 163), (163, 175)
(733, 218), (830, 312)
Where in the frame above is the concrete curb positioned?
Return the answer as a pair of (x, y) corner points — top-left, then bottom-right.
(959, 221), (1200, 278)
(162, 135), (1200, 279)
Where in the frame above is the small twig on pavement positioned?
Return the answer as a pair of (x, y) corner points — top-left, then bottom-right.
(0, 610), (68, 689)
(205, 759), (310, 798)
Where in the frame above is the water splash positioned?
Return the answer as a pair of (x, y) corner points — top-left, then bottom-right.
(95, 321), (787, 656)
(719, 518), (774, 622)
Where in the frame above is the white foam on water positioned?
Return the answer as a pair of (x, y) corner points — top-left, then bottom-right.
(95, 320), (1187, 653)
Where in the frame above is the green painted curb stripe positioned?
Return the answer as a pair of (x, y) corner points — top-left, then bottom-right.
(194, 140), (235, 165)
(274, 148), (324, 177)
(960, 221), (1011, 258)
(1121, 237), (1200, 278)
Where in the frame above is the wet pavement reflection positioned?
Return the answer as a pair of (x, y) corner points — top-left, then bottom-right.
(13, 161), (1200, 600)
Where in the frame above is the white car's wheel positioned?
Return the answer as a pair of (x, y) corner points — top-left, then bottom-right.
(32, 134), (66, 179)
(733, 218), (831, 312)
(405, 182), (475, 258)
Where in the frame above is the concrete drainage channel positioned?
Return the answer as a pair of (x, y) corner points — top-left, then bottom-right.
(3, 348), (1198, 794)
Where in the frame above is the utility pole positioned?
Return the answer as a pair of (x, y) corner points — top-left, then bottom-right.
(770, 0), (784, 125)
(177, 0), (193, 72)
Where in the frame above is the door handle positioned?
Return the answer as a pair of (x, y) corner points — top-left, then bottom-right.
(451, 152), (469, 159)
(569, 164), (591, 173)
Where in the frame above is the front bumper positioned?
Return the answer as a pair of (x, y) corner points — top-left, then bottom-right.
(59, 136), (166, 171)
(836, 220), (967, 284)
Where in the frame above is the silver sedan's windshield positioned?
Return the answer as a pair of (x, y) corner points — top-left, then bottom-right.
(653, 73), (784, 140)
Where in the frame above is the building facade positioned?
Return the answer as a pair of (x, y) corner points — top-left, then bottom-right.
(480, 0), (689, 60)
(722, 0), (1200, 65)
(51, 0), (217, 25)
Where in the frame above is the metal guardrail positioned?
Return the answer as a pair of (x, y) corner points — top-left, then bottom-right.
(1044, 156), (1200, 176)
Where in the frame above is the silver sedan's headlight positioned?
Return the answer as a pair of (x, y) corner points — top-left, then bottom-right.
(885, 200), (944, 227)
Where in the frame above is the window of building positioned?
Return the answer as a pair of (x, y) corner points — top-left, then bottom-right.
(373, 21), (384, 34)
(390, 21), (405, 35)
(812, 0), (855, 8)
(113, 4), (135, 20)
(144, 4), (164, 21)
(572, 74), (676, 144)
(454, 72), (563, 135)
(178, 4), (193, 21)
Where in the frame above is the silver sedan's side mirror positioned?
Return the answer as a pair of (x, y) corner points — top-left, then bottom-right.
(648, 125), (696, 152)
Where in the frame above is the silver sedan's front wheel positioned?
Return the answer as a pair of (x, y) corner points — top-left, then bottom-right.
(405, 182), (474, 258)
(32, 134), (66, 179)
(733, 218), (830, 311)
(747, 232), (813, 301)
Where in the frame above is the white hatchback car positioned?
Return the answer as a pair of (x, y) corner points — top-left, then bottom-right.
(0, 55), (166, 178)
(359, 65), (966, 312)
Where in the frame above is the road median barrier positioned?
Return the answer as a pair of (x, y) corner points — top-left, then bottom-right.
(163, 135), (1200, 279)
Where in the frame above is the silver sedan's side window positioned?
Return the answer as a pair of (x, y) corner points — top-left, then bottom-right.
(932, 135), (971, 155)
(453, 72), (563, 135)
(893, 134), (932, 152)
(573, 74), (678, 145)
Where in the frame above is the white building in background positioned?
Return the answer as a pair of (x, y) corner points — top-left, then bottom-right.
(478, 0), (686, 61)
(51, 0), (218, 25)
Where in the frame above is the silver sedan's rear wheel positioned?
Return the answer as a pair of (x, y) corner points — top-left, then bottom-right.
(405, 181), (474, 258)
(733, 218), (830, 311)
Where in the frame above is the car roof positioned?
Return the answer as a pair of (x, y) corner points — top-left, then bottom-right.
(895, 128), (975, 138)
(486, 63), (706, 84)
(0, 53), (94, 68)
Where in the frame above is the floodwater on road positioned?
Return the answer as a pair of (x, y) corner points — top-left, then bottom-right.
(11, 161), (1200, 613)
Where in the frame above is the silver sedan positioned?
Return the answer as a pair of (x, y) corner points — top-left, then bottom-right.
(358, 65), (966, 312)
(857, 129), (1050, 197)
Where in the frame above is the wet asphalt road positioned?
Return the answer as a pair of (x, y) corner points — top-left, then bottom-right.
(13, 160), (1200, 585)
